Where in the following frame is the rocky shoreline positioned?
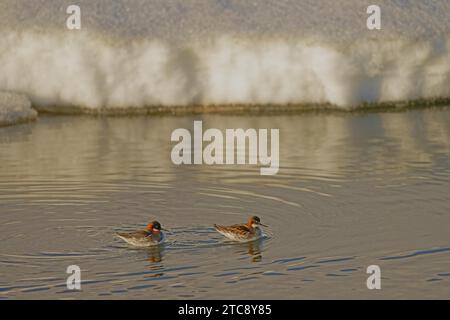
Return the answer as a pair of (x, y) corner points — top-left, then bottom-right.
(0, 91), (38, 127)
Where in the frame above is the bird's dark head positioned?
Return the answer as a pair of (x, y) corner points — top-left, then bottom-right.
(147, 221), (163, 233)
(248, 216), (267, 228)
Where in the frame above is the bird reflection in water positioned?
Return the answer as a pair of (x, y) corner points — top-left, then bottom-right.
(236, 239), (263, 262)
(141, 246), (165, 279)
(146, 246), (163, 263)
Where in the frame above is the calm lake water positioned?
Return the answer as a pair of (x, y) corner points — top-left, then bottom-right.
(0, 108), (449, 299)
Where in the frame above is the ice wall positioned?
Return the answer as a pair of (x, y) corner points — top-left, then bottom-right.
(0, 0), (449, 112)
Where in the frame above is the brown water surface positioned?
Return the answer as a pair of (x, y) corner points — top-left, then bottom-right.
(0, 108), (449, 299)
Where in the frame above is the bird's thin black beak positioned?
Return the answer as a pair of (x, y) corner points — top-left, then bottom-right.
(259, 223), (268, 227)
(161, 227), (169, 232)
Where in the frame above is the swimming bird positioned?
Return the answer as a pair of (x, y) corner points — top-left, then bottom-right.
(214, 216), (267, 242)
(116, 221), (166, 247)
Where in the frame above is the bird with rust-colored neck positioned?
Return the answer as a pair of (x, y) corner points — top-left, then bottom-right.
(116, 221), (167, 247)
(214, 216), (267, 242)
